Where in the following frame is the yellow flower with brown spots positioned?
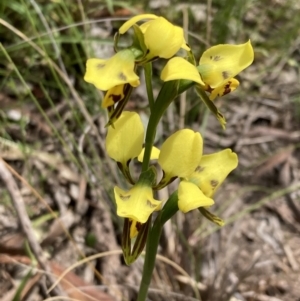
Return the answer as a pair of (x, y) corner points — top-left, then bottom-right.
(114, 183), (161, 225)
(161, 40), (254, 100)
(178, 149), (238, 212)
(84, 49), (140, 108)
(157, 130), (238, 213)
(106, 112), (238, 223)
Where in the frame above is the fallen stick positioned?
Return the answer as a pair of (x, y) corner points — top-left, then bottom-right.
(0, 158), (65, 297)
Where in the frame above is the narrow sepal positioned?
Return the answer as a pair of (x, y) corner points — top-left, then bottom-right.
(130, 218), (151, 263)
(121, 218), (132, 261)
(113, 31), (120, 52)
(153, 175), (177, 190)
(117, 161), (135, 185)
(122, 217), (151, 265)
(195, 85), (226, 129)
(198, 207), (225, 227)
(131, 24), (148, 61)
(105, 84), (134, 127)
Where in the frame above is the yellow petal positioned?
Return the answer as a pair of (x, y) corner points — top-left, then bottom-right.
(199, 40), (254, 88)
(106, 111), (144, 165)
(114, 185), (161, 223)
(137, 146), (160, 162)
(84, 50), (140, 91)
(140, 21), (191, 51)
(158, 129), (203, 179)
(178, 181), (214, 213)
(102, 84), (125, 108)
(161, 57), (205, 85)
(189, 149), (238, 198)
(181, 38), (190, 51)
(142, 18), (186, 59)
(119, 14), (158, 34)
(129, 219), (140, 238)
(209, 78), (240, 100)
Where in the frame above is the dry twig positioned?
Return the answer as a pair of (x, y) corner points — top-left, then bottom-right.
(0, 158), (65, 297)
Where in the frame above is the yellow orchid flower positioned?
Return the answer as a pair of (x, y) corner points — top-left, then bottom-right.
(102, 84), (125, 108)
(106, 111), (144, 167)
(178, 181), (214, 213)
(161, 57), (205, 85)
(207, 78), (240, 101)
(84, 49), (139, 91)
(119, 14), (189, 60)
(137, 146), (160, 162)
(199, 40), (253, 100)
(178, 149), (238, 213)
(199, 41), (253, 88)
(156, 129), (238, 213)
(106, 112), (238, 216)
(158, 129), (203, 181)
(188, 149), (238, 198)
(161, 40), (254, 100)
(114, 184), (161, 224)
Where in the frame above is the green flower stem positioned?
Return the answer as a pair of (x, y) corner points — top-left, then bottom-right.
(142, 81), (179, 172)
(137, 191), (179, 301)
(144, 62), (155, 111)
(137, 215), (162, 301)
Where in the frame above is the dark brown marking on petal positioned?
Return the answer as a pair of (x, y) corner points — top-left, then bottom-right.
(223, 81), (232, 95)
(222, 71), (230, 80)
(210, 180), (219, 188)
(146, 200), (157, 208)
(110, 94), (122, 103)
(195, 166), (205, 173)
(119, 72), (127, 81)
(97, 63), (105, 69)
(205, 85), (213, 93)
(120, 194), (130, 201)
(136, 222), (142, 232)
(212, 55), (222, 61)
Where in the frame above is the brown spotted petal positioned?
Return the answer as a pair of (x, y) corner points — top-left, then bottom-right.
(84, 49), (140, 91)
(198, 40), (254, 89)
(114, 184), (161, 223)
(209, 78), (240, 100)
(188, 149), (238, 198)
(102, 84), (125, 108)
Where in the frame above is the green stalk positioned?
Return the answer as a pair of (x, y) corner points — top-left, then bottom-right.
(141, 81), (179, 172)
(137, 215), (163, 301)
(138, 72), (194, 300)
(137, 191), (179, 301)
(144, 62), (155, 111)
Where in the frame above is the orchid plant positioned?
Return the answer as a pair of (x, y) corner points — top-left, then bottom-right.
(84, 13), (254, 301)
